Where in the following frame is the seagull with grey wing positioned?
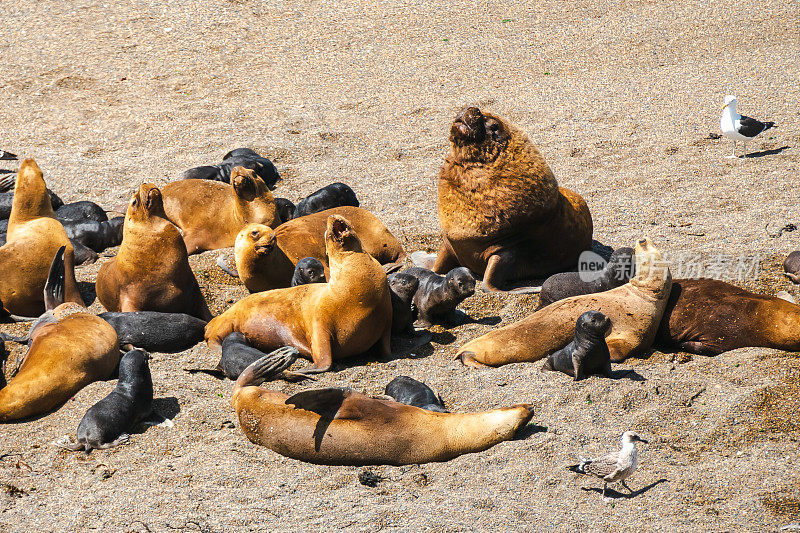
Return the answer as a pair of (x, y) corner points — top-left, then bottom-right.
(569, 431), (648, 498)
(720, 95), (775, 158)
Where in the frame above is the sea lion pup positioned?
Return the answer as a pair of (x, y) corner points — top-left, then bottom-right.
(0, 159), (84, 316)
(55, 349), (153, 452)
(63, 217), (124, 252)
(98, 311), (207, 353)
(206, 215), (393, 375)
(784, 251), (800, 283)
(231, 351), (535, 465)
(180, 148), (281, 190)
(96, 183), (212, 321)
(402, 266), (476, 327)
(275, 198), (296, 224)
(537, 247), (636, 309)
(655, 278), (800, 355)
(0, 248), (120, 422)
(161, 166), (280, 254)
(457, 238), (671, 366)
(55, 200), (107, 224)
(231, 206), (405, 292)
(293, 182), (359, 218)
(432, 107), (593, 292)
(388, 272), (419, 334)
(384, 376), (447, 412)
(541, 310), (612, 380)
(212, 333), (302, 380)
(291, 257), (326, 286)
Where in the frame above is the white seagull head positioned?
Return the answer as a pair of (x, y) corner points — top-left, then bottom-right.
(722, 95), (737, 111)
(621, 431), (648, 445)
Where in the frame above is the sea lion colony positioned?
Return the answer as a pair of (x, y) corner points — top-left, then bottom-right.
(0, 110), (796, 472)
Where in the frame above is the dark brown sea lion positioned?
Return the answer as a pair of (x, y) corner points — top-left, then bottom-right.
(457, 238), (671, 366)
(0, 248), (119, 422)
(541, 310), (612, 380)
(432, 107), (593, 292)
(655, 278), (800, 355)
(206, 215), (393, 375)
(231, 206), (405, 293)
(230, 350), (535, 465)
(0, 159), (84, 316)
(162, 166), (280, 254)
(96, 183), (212, 320)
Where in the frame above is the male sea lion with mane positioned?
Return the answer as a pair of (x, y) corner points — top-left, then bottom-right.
(429, 107), (593, 292)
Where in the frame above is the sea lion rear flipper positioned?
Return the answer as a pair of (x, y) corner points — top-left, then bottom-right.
(410, 251), (437, 270)
(233, 347), (299, 391)
(70, 240), (98, 265)
(44, 246), (66, 311)
(0, 172), (15, 192)
(216, 254), (240, 278)
(382, 262), (404, 274)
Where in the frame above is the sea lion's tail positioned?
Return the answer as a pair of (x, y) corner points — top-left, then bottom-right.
(233, 347), (299, 393)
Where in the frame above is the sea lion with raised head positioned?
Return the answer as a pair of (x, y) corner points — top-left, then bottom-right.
(402, 266), (476, 327)
(291, 257), (326, 286)
(537, 247), (635, 309)
(0, 159), (84, 316)
(206, 215), (393, 374)
(0, 188), (63, 219)
(541, 310), (612, 380)
(96, 183), (212, 320)
(655, 278), (800, 355)
(230, 350), (535, 465)
(55, 348), (153, 452)
(230, 206), (405, 293)
(457, 238), (671, 366)
(293, 182), (359, 218)
(162, 166), (280, 254)
(181, 148), (280, 190)
(431, 107), (593, 292)
(388, 272), (419, 334)
(0, 247), (119, 421)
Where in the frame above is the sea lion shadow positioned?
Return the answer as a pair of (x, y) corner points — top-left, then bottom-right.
(132, 397), (180, 434)
(582, 478), (667, 499)
(743, 145), (789, 158)
(77, 281), (97, 306)
(512, 423), (548, 440)
(445, 310), (501, 328)
(609, 369), (646, 381)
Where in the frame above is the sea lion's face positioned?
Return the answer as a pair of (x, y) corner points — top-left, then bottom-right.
(325, 215), (362, 257)
(575, 310), (612, 338)
(449, 107), (510, 152)
(236, 224), (277, 257)
(388, 273), (419, 302)
(296, 258), (325, 283)
(633, 238), (664, 281)
(231, 166), (268, 202)
(447, 267), (476, 297)
(127, 183), (164, 223)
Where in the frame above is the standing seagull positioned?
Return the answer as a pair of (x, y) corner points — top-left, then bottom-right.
(720, 95), (775, 158)
(569, 431), (648, 498)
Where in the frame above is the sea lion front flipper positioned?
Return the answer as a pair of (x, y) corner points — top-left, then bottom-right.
(0, 172), (15, 191)
(284, 387), (352, 419)
(44, 246), (67, 311)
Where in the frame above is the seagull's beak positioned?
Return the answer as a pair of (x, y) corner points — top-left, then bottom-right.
(637, 437), (649, 444)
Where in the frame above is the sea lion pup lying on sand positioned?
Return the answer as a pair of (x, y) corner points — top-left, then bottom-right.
(206, 215), (393, 375)
(224, 206), (406, 293)
(181, 148), (281, 190)
(0, 247), (119, 422)
(537, 247), (636, 309)
(0, 159), (84, 316)
(293, 182), (359, 218)
(427, 106), (592, 292)
(457, 238), (671, 367)
(655, 278), (800, 355)
(161, 166), (280, 254)
(96, 183), (212, 321)
(230, 349), (534, 465)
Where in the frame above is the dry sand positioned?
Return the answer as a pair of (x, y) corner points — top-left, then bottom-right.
(1, 0), (800, 530)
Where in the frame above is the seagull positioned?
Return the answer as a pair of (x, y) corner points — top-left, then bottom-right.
(569, 431), (648, 498)
(0, 150), (16, 161)
(720, 95), (775, 158)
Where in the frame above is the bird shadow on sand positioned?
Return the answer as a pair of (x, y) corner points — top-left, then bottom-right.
(743, 146), (790, 158)
(582, 478), (668, 499)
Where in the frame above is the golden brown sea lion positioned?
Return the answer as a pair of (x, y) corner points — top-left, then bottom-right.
(0, 159), (84, 316)
(655, 278), (800, 355)
(457, 238), (672, 366)
(230, 349), (535, 465)
(0, 248), (119, 422)
(161, 166), (280, 254)
(206, 214), (393, 374)
(230, 206), (406, 293)
(96, 183), (212, 320)
(432, 107), (593, 292)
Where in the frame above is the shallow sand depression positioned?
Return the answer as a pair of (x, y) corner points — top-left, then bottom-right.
(1, 0), (800, 530)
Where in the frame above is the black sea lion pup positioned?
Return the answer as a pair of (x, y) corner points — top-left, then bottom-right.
(384, 376), (448, 412)
(55, 349), (153, 452)
(291, 257), (326, 286)
(55, 201), (108, 223)
(784, 251), (800, 283)
(402, 266), (476, 327)
(538, 247), (636, 309)
(98, 311), (206, 353)
(275, 198), (296, 223)
(181, 149), (281, 190)
(293, 183), (359, 218)
(541, 311), (612, 380)
(388, 272), (419, 334)
(214, 333), (301, 380)
(63, 217), (124, 253)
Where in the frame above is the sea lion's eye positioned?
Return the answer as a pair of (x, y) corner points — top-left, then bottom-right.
(251, 230), (259, 238)
(131, 198), (138, 208)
